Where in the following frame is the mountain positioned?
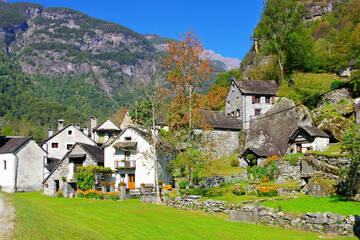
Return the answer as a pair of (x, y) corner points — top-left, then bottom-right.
(144, 34), (241, 71)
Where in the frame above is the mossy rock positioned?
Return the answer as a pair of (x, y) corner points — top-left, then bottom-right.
(317, 116), (351, 141)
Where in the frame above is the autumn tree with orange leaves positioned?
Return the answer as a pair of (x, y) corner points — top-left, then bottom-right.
(162, 30), (217, 195)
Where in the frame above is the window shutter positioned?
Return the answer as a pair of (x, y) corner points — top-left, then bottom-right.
(252, 96), (255, 104)
(271, 97), (275, 104)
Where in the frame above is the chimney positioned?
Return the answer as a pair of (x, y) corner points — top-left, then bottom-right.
(83, 126), (89, 136)
(75, 123), (80, 129)
(48, 128), (54, 137)
(90, 116), (97, 140)
(58, 119), (64, 131)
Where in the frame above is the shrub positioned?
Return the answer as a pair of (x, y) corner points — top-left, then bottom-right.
(82, 189), (104, 199)
(179, 180), (187, 189)
(105, 192), (119, 201)
(56, 191), (64, 198)
(233, 184), (246, 195)
(257, 186), (279, 197)
(61, 176), (66, 182)
(230, 158), (239, 167)
(76, 189), (84, 198)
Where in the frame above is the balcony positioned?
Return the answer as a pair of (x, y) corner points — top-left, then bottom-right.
(114, 160), (136, 169)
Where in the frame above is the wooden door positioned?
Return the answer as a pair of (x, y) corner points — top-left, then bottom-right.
(128, 174), (135, 190)
(296, 144), (302, 154)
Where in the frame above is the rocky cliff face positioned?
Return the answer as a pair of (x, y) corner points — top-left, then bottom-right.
(0, 2), (159, 98)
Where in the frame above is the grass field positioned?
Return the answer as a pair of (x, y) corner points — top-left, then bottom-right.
(4, 192), (355, 239)
(260, 195), (360, 216)
(212, 153), (245, 176)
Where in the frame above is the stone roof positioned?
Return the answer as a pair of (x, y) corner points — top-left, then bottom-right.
(0, 136), (32, 153)
(45, 157), (60, 172)
(240, 98), (300, 158)
(233, 78), (278, 95)
(202, 111), (242, 130)
(289, 126), (329, 140)
(78, 143), (104, 163)
(349, 59), (355, 67)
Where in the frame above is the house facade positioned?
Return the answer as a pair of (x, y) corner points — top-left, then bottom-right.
(288, 126), (330, 154)
(43, 143), (104, 197)
(104, 127), (172, 189)
(91, 118), (121, 145)
(0, 136), (46, 193)
(42, 120), (96, 166)
(225, 78), (278, 129)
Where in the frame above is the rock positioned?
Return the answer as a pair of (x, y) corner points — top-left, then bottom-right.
(303, 224), (313, 232)
(317, 115), (351, 142)
(298, 179), (307, 188)
(275, 176), (287, 184)
(354, 98), (360, 124)
(308, 183), (334, 197)
(327, 219), (338, 225)
(325, 225), (341, 234)
(319, 89), (352, 108)
(284, 214), (293, 221)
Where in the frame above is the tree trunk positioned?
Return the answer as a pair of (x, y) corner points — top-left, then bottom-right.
(151, 101), (160, 199)
(277, 53), (285, 84)
(185, 167), (191, 196)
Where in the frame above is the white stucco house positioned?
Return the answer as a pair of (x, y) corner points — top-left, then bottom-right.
(42, 120), (96, 173)
(288, 126), (330, 154)
(0, 136), (46, 193)
(90, 118), (121, 145)
(225, 78), (278, 129)
(104, 127), (173, 189)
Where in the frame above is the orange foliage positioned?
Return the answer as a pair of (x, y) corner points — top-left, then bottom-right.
(266, 155), (281, 165)
(162, 30), (216, 132)
(204, 85), (228, 111)
(257, 185), (279, 194)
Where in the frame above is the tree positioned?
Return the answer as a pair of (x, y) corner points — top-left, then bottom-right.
(339, 124), (360, 200)
(253, 0), (304, 82)
(162, 30), (216, 195)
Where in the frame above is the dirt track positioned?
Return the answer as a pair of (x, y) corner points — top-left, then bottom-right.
(0, 192), (15, 239)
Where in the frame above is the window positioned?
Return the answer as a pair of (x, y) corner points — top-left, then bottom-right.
(125, 151), (131, 160)
(255, 109), (261, 116)
(231, 112), (234, 116)
(3, 160), (6, 170)
(265, 96), (271, 103)
(255, 96), (261, 103)
(66, 144), (73, 150)
(51, 142), (59, 148)
(125, 137), (132, 141)
(227, 101), (230, 108)
(68, 130), (73, 135)
(120, 174), (125, 182)
(231, 84), (235, 92)
(236, 109), (240, 117)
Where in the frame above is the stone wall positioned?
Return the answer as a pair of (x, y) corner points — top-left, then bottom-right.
(305, 153), (350, 168)
(200, 172), (247, 189)
(275, 159), (301, 183)
(195, 129), (239, 158)
(151, 196), (358, 237)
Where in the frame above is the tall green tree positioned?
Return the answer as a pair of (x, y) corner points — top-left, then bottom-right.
(253, 0), (304, 82)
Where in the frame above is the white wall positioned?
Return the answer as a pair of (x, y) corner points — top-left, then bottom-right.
(105, 128), (157, 188)
(43, 125), (95, 160)
(312, 137), (330, 152)
(0, 153), (15, 192)
(15, 140), (46, 192)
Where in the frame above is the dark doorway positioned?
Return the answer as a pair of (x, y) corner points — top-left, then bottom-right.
(55, 180), (60, 192)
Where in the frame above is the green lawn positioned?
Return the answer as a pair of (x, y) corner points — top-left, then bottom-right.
(4, 192), (354, 239)
(260, 195), (360, 216)
(212, 153), (245, 176)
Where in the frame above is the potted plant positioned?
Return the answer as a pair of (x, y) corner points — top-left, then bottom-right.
(140, 183), (145, 187)
(101, 181), (107, 187)
(121, 159), (126, 162)
(44, 183), (48, 188)
(119, 182), (126, 187)
(158, 180), (164, 185)
(61, 176), (66, 182)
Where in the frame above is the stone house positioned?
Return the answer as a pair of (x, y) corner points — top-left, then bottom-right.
(288, 126), (330, 154)
(225, 78), (278, 129)
(42, 120), (96, 173)
(194, 111), (242, 158)
(0, 136), (46, 193)
(104, 127), (173, 190)
(90, 117), (121, 145)
(43, 143), (104, 197)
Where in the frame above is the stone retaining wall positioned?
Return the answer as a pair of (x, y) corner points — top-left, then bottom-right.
(305, 153), (350, 168)
(202, 172), (247, 188)
(144, 196), (358, 237)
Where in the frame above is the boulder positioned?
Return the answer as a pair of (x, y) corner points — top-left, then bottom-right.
(317, 116), (351, 142)
(308, 183), (335, 197)
(318, 88), (352, 107)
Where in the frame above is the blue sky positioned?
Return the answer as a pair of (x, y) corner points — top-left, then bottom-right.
(8, 0), (264, 60)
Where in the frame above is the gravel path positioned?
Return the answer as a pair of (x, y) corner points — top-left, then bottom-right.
(0, 192), (15, 239)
